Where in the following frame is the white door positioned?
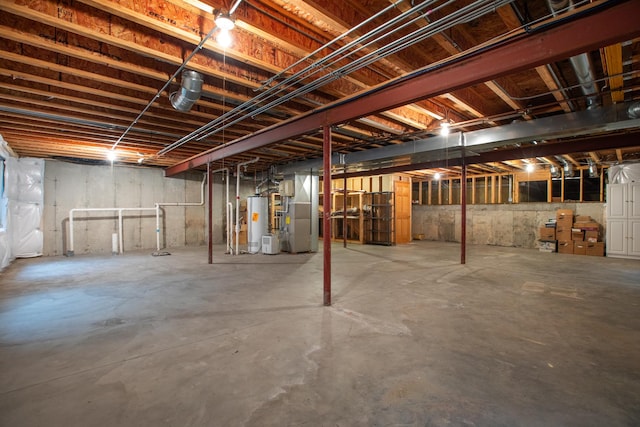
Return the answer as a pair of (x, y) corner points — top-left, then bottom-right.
(606, 184), (626, 219)
(606, 220), (627, 256)
(630, 183), (640, 219)
(629, 220), (640, 257)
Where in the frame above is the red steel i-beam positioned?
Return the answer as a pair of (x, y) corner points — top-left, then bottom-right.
(460, 152), (467, 265)
(323, 126), (332, 306)
(165, 0), (640, 177)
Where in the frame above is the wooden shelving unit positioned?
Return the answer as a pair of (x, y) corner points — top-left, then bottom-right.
(364, 192), (394, 245)
(319, 189), (366, 244)
(270, 192), (283, 233)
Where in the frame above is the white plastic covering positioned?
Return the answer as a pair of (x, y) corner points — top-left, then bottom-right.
(608, 163), (640, 184)
(0, 134), (44, 269)
(9, 201), (43, 258)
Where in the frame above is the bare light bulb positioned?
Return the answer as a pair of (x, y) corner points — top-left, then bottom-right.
(107, 150), (117, 162)
(526, 163), (535, 173)
(440, 122), (450, 136)
(216, 29), (232, 48)
(434, 172), (442, 180)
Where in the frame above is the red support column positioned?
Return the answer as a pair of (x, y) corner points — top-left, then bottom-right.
(461, 146), (467, 265)
(323, 126), (332, 306)
(343, 174), (347, 248)
(208, 163), (213, 264)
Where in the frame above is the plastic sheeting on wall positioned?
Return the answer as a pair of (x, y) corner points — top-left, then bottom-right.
(608, 163), (640, 184)
(8, 201), (43, 258)
(5, 157), (44, 204)
(7, 158), (44, 258)
(0, 134), (44, 267)
(0, 231), (10, 269)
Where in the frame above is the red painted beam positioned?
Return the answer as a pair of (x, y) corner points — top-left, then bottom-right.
(166, 1), (640, 177)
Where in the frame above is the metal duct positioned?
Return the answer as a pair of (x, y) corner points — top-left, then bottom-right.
(548, 0), (600, 109)
(557, 156), (574, 177)
(588, 159), (599, 178)
(628, 101), (640, 119)
(170, 70), (204, 112)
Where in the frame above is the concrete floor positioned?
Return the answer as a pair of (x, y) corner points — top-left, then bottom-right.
(0, 241), (639, 427)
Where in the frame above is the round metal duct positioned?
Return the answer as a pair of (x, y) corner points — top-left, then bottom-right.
(170, 70), (204, 112)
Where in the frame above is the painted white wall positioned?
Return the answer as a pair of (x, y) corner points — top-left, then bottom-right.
(412, 202), (606, 249)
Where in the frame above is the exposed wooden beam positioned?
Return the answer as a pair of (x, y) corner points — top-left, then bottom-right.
(563, 154), (580, 166)
(166, 0), (640, 175)
(603, 43), (625, 103)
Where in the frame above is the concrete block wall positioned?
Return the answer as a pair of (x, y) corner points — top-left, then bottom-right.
(412, 202), (606, 249)
(42, 160), (231, 256)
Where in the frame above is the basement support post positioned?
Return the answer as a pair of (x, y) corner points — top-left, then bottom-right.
(343, 174), (347, 248)
(208, 163), (213, 264)
(323, 125), (332, 306)
(461, 136), (467, 265)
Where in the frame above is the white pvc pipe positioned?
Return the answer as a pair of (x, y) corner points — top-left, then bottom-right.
(235, 157), (259, 255)
(68, 174), (207, 256)
(227, 202), (233, 254)
(68, 207), (158, 255)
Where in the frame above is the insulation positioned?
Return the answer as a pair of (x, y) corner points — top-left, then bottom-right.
(608, 163), (640, 184)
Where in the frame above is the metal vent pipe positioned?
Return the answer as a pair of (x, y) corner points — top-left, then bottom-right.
(548, 0), (600, 109)
(628, 101), (640, 119)
(170, 70), (204, 112)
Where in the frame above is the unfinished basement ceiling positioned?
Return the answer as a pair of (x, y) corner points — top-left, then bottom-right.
(0, 0), (639, 177)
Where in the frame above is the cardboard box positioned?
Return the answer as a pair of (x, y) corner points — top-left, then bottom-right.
(539, 227), (556, 240)
(585, 230), (599, 242)
(575, 215), (591, 222)
(556, 232), (571, 242)
(556, 217), (573, 228)
(556, 225), (571, 241)
(573, 241), (587, 255)
(573, 221), (599, 230)
(233, 224), (248, 245)
(558, 240), (573, 254)
(556, 209), (573, 220)
(571, 229), (584, 241)
(586, 242), (605, 256)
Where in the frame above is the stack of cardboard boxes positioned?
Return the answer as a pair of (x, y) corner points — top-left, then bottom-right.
(538, 209), (605, 256)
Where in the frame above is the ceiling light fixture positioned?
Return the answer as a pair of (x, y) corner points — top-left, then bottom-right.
(440, 122), (450, 136)
(526, 163), (535, 173)
(434, 172), (442, 180)
(214, 13), (235, 48)
(215, 13), (235, 31)
(107, 150), (117, 162)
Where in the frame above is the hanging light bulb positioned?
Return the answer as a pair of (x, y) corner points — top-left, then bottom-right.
(216, 28), (233, 48)
(434, 172), (442, 180)
(107, 149), (117, 162)
(440, 122), (450, 136)
(526, 163), (535, 173)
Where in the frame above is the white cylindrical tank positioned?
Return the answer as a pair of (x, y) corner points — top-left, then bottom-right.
(247, 196), (268, 254)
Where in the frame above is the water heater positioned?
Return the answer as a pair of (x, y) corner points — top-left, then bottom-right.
(247, 196), (268, 253)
